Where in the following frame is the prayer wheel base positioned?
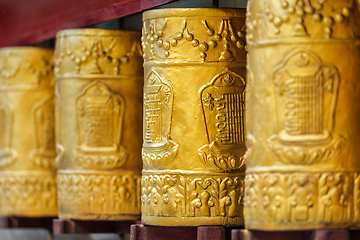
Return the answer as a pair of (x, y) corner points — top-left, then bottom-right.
(0, 216), (54, 232)
(141, 216), (243, 227)
(130, 224), (237, 240)
(231, 229), (352, 240)
(58, 214), (140, 221)
(53, 219), (139, 234)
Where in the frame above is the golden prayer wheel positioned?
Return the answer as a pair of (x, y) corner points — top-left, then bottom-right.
(54, 29), (143, 220)
(245, 0), (360, 230)
(0, 47), (57, 217)
(141, 8), (247, 226)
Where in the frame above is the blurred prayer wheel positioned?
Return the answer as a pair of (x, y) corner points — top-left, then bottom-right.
(0, 47), (57, 217)
(141, 8), (247, 226)
(54, 29), (143, 220)
(245, 0), (360, 230)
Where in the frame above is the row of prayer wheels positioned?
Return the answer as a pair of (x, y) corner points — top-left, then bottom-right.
(0, 2), (360, 230)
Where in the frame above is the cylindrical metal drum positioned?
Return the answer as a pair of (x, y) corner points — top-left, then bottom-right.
(245, 0), (360, 230)
(0, 47), (57, 217)
(54, 29), (143, 220)
(141, 8), (247, 227)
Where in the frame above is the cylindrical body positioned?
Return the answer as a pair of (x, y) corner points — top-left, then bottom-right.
(0, 47), (57, 217)
(141, 8), (247, 227)
(54, 29), (143, 220)
(245, 0), (360, 230)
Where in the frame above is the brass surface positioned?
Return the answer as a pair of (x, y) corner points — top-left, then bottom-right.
(141, 8), (247, 227)
(0, 47), (57, 217)
(245, 0), (360, 230)
(54, 29), (143, 220)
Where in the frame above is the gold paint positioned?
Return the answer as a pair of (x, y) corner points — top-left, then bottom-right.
(0, 47), (57, 217)
(245, 0), (360, 230)
(55, 29), (143, 220)
(142, 8), (247, 227)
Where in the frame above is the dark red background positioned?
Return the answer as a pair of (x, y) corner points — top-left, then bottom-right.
(0, 0), (177, 47)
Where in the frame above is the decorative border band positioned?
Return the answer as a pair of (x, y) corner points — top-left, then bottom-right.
(245, 171), (360, 230)
(57, 171), (141, 220)
(0, 171), (57, 217)
(141, 171), (244, 226)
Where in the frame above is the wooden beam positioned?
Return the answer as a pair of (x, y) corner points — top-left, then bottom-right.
(0, 0), (178, 47)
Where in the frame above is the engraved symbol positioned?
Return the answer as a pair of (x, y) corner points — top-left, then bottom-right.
(75, 80), (129, 169)
(29, 95), (56, 169)
(288, 174), (315, 222)
(198, 68), (246, 172)
(203, 93), (215, 111)
(142, 69), (178, 169)
(0, 96), (17, 167)
(268, 48), (345, 164)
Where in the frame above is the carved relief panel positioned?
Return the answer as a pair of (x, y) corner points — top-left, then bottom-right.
(0, 96), (16, 168)
(142, 69), (178, 169)
(199, 68), (246, 172)
(75, 80), (128, 170)
(141, 173), (243, 224)
(268, 48), (345, 165)
(30, 95), (56, 169)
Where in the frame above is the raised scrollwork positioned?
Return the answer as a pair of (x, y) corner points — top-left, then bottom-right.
(0, 49), (54, 88)
(54, 36), (141, 76)
(142, 18), (246, 61)
(246, 0), (356, 40)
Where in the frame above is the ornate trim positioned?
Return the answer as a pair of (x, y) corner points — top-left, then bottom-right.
(0, 172), (57, 216)
(246, 0), (360, 42)
(141, 171), (244, 226)
(54, 32), (143, 77)
(0, 48), (54, 88)
(142, 17), (246, 61)
(57, 171), (141, 220)
(245, 171), (359, 229)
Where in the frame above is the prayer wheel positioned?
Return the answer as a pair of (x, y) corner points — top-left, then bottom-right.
(54, 29), (143, 220)
(141, 8), (247, 226)
(0, 47), (57, 217)
(245, 0), (360, 230)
